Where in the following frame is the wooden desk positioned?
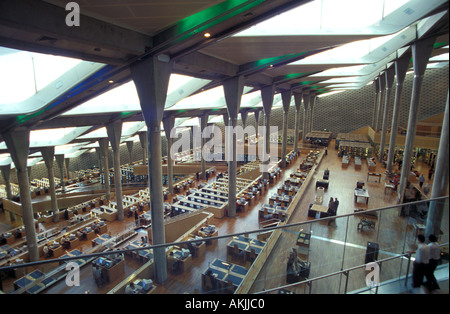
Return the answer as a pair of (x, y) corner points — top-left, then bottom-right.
(167, 247), (192, 274)
(308, 203), (328, 218)
(296, 232), (311, 247)
(202, 259), (248, 292)
(384, 184), (395, 194)
(49, 244), (64, 258)
(107, 259), (125, 283)
(354, 157), (361, 170)
(226, 236), (266, 263)
(354, 189), (370, 204)
(342, 155), (349, 168)
(367, 172), (381, 183)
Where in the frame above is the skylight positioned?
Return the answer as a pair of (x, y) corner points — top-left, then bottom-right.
(0, 47), (82, 105)
(62, 74), (212, 115)
(233, 0), (445, 36)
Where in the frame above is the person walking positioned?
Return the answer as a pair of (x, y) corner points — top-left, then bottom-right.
(419, 174), (425, 188)
(426, 234), (441, 291)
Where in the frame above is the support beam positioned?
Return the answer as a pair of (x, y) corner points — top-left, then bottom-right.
(398, 37), (436, 202)
(98, 138), (111, 201)
(163, 116), (175, 195)
(138, 132), (147, 165)
(309, 93), (315, 134)
(223, 75), (244, 218)
(106, 120), (124, 221)
(40, 146), (59, 222)
(2, 129), (39, 262)
(200, 113), (209, 179)
(375, 75), (386, 132)
(65, 158), (70, 180)
(0, 165), (12, 200)
(1, 164), (15, 221)
(386, 53), (411, 174)
(126, 141), (134, 165)
(261, 85), (275, 180)
(131, 55), (172, 284)
(372, 77), (380, 130)
(55, 154), (65, 192)
(302, 93), (310, 143)
(281, 90), (292, 168)
(95, 147), (103, 177)
(379, 67), (395, 162)
(293, 91), (303, 153)
(426, 90), (449, 238)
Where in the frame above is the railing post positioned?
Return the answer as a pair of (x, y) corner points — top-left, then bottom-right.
(307, 280), (312, 294)
(343, 270), (349, 294)
(405, 251), (412, 287)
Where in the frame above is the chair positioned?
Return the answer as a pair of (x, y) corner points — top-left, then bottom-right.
(233, 244), (244, 260)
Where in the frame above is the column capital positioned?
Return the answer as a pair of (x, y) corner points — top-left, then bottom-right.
(223, 75), (245, 119)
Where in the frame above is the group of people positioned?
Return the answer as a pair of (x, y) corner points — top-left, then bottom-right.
(412, 234), (441, 292)
(326, 197), (339, 226)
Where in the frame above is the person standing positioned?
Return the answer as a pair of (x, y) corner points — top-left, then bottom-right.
(327, 197), (336, 226)
(426, 234), (441, 291)
(428, 168), (433, 180)
(412, 234), (430, 289)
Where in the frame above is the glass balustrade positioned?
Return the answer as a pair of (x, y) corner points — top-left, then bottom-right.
(0, 197), (447, 295)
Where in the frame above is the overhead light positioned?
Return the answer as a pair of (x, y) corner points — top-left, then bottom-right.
(204, 32), (211, 38)
(108, 80), (114, 84)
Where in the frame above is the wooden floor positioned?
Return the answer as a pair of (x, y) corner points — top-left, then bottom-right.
(0, 139), (447, 294)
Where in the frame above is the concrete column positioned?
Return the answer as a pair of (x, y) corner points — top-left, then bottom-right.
(40, 147), (59, 222)
(241, 110), (248, 129)
(386, 53), (411, 174)
(98, 138), (111, 200)
(261, 85), (275, 181)
(0, 165), (13, 200)
(398, 37), (436, 202)
(371, 78), (380, 130)
(309, 93), (315, 134)
(0, 164), (15, 221)
(138, 132), (147, 165)
(379, 67), (395, 162)
(302, 93), (310, 143)
(3, 129), (39, 262)
(126, 141), (134, 165)
(223, 75), (244, 218)
(254, 109), (261, 144)
(65, 158), (70, 180)
(375, 75), (386, 132)
(106, 120), (124, 221)
(426, 90), (449, 238)
(131, 54), (172, 284)
(293, 92), (302, 153)
(200, 113), (209, 179)
(163, 116), (175, 195)
(281, 90), (292, 168)
(95, 147), (103, 176)
(55, 154), (65, 192)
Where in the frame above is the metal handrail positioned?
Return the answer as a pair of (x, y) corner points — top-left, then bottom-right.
(254, 242), (449, 294)
(1, 196), (447, 272)
(0, 196), (448, 295)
